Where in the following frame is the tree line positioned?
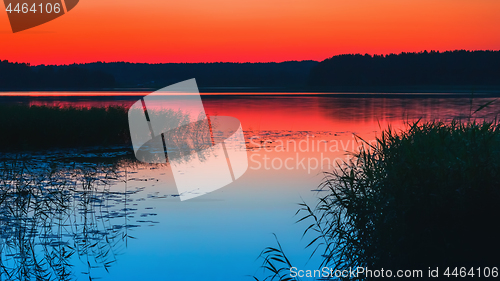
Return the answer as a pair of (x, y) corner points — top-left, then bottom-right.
(59, 61), (319, 89)
(1, 50), (500, 90)
(0, 60), (116, 90)
(308, 50), (500, 88)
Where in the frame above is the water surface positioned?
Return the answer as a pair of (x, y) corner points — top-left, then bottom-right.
(1, 93), (499, 280)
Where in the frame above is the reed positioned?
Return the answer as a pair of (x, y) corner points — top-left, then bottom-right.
(0, 104), (131, 150)
(257, 119), (500, 280)
(0, 156), (138, 280)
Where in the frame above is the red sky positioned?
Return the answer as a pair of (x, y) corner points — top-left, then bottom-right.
(1, 0), (500, 65)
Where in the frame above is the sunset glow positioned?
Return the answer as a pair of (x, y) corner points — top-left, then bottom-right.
(1, 0), (500, 65)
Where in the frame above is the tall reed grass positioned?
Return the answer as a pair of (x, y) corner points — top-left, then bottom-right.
(257, 120), (500, 280)
(0, 105), (130, 150)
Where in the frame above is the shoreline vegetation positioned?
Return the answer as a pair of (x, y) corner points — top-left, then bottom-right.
(0, 105), (131, 151)
(1, 50), (500, 93)
(2, 86), (500, 95)
(256, 119), (500, 281)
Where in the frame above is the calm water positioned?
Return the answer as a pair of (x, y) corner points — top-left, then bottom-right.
(1, 93), (499, 281)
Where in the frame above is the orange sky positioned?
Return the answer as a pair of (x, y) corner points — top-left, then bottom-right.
(1, 0), (500, 65)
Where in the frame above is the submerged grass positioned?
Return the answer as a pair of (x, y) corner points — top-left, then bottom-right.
(257, 120), (500, 280)
(0, 156), (139, 280)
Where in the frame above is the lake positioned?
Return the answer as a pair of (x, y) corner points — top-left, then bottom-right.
(1, 92), (499, 281)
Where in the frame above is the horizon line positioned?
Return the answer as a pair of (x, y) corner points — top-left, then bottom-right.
(3, 48), (499, 67)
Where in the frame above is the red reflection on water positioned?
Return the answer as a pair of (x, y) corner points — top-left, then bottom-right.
(5, 93), (499, 138)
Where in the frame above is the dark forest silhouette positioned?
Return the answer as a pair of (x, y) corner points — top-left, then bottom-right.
(308, 50), (500, 90)
(1, 50), (500, 91)
(0, 60), (317, 90)
(0, 60), (116, 90)
(54, 61), (318, 89)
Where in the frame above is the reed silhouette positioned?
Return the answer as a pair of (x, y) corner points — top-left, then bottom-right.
(0, 105), (130, 150)
(0, 156), (146, 280)
(257, 118), (500, 280)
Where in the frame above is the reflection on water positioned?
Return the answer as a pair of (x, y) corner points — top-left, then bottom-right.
(0, 154), (171, 281)
(1, 93), (500, 280)
(4, 94), (499, 132)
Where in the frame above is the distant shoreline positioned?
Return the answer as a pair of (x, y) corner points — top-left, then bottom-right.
(1, 85), (500, 98)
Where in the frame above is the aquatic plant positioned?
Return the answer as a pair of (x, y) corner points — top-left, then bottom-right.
(0, 104), (218, 158)
(0, 156), (143, 281)
(0, 104), (131, 150)
(257, 119), (500, 280)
